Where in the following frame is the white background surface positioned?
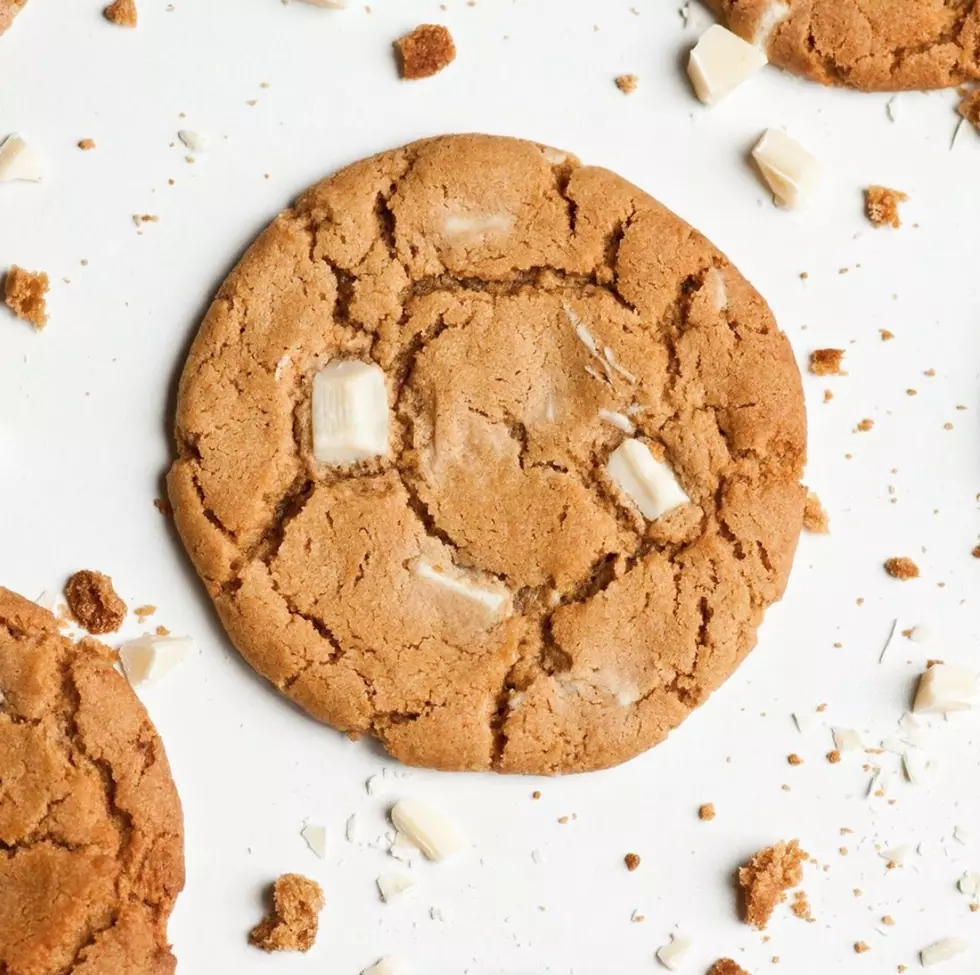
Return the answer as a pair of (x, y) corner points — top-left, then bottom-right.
(2, 2), (980, 973)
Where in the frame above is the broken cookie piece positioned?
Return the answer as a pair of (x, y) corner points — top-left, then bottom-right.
(802, 491), (829, 534)
(249, 873), (324, 953)
(808, 349), (844, 376)
(738, 839), (808, 930)
(394, 24), (456, 80)
(606, 439), (689, 521)
(4, 265), (49, 329)
(865, 185), (908, 229)
(64, 569), (127, 634)
(959, 90), (980, 129)
(884, 556), (919, 580)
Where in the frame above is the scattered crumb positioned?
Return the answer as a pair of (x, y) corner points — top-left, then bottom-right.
(624, 853), (640, 872)
(4, 266), (50, 330)
(884, 557), (920, 580)
(77, 139), (96, 151)
(972, 545), (980, 559)
(787, 753), (803, 766)
(103, 0), (137, 26)
(823, 390), (833, 402)
(394, 24), (456, 80)
(959, 89), (980, 129)
(882, 915), (895, 926)
(865, 186), (908, 228)
(791, 890), (813, 922)
(827, 750), (841, 764)
(557, 815), (569, 824)
(708, 962), (750, 975)
(803, 491), (830, 534)
(134, 604), (157, 623)
(249, 874), (324, 953)
(132, 214), (159, 228)
(699, 803), (716, 821)
(615, 73), (638, 94)
(155, 624), (170, 636)
(64, 569), (127, 635)
(854, 942), (870, 954)
(856, 418), (874, 432)
(531, 790), (541, 800)
(738, 840), (808, 930)
(880, 329), (894, 341)
(809, 349), (845, 376)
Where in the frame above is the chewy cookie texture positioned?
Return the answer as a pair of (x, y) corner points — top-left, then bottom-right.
(168, 134), (806, 775)
(0, 587), (184, 974)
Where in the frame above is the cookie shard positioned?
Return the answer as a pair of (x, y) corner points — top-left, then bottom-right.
(169, 134), (806, 775)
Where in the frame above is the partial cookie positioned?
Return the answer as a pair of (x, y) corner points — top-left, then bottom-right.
(0, 0), (28, 37)
(708, 0), (980, 91)
(168, 134), (806, 775)
(0, 587), (184, 973)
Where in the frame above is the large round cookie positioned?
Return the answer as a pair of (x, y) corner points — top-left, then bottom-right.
(168, 134), (806, 775)
(0, 588), (184, 974)
(710, 0), (980, 91)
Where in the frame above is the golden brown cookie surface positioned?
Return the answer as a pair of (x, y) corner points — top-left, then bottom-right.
(710, 0), (980, 91)
(0, 588), (184, 974)
(168, 134), (806, 774)
(0, 0), (28, 37)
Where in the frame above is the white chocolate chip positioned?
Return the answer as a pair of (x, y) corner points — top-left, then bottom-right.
(598, 409), (636, 435)
(274, 354), (291, 381)
(177, 130), (205, 152)
(118, 635), (194, 687)
(301, 823), (328, 859)
(390, 798), (466, 862)
(0, 133), (45, 183)
(414, 559), (511, 617)
(539, 146), (567, 165)
(443, 211), (514, 241)
(920, 938), (971, 967)
(832, 727), (863, 753)
(687, 25), (767, 105)
(366, 773), (388, 797)
(705, 266), (728, 312)
(388, 830), (420, 863)
(752, 128), (821, 209)
(656, 933), (693, 970)
(362, 957), (412, 975)
(377, 872), (416, 903)
(750, 0), (790, 46)
(312, 360), (389, 466)
(913, 664), (979, 714)
(607, 439), (689, 521)
(530, 848), (545, 864)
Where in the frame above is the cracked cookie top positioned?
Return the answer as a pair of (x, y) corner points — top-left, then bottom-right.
(168, 134), (806, 775)
(0, 588), (184, 974)
(709, 0), (980, 90)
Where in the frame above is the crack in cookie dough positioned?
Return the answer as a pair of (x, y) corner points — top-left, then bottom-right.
(0, 588), (184, 974)
(168, 135), (806, 774)
(710, 0), (980, 90)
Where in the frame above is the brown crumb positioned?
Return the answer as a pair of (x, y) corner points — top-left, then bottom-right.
(134, 604), (157, 623)
(854, 942), (870, 954)
(615, 73), (638, 94)
(882, 915), (895, 926)
(103, 0), (137, 26)
(791, 890), (813, 922)
(557, 815), (569, 824)
(64, 570), (127, 635)
(972, 545), (980, 559)
(898, 966), (908, 973)
(787, 753), (803, 766)
(699, 803), (716, 821)
(880, 329), (894, 341)
(884, 557), (919, 580)
(624, 853), (641, 871)
(4, 266), (50, 330)
(155, 624), (170, 636)
(738, 839), (808, 930)
(809, 349), (845, 376)
(249, 874), (324, 953)
(707, 962), (750, 975)
(827, 750), (841, 764)
(531, 790), (541, 799)
(865, 186), (908, 229)
(823, 389), (834, 402)
(77, 138), (96, 151)
(803, 491), (830, 534)
(959, 89), (980, 129)
(394, 24), (456, 80)
(856, 418), (874, 432)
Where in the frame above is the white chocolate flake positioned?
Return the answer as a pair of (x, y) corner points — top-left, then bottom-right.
(752, 128), (821, 209)
(688, 25), (767, 105)
(656, 934), (693, 971)
(377, 872), (416, 903)
(177, 129), (205, 152)
(312, 360), (389, 466)
(902, 750), (938, 786)
(832, 727), (863, 753)
(705, 266), (728, 312)
(119, 635), (194, 687)
(362, 957), (412, 975)
(598, 409), (636, 434)
(607, 439), (689, 521)
(958, 873), (980, 896)
(301, 823), (328, 859)
(0, 133), (45, 183)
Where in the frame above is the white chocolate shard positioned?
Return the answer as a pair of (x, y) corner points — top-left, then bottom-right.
(752, 128), (821, 209)
(908, 623), (932, 643)
(688, 25), (767, 105)
(312, 360), (389, 465)
(607, 439), (689, 521)
(902, 750), (938, 786)
(958, 872), (980, 896)
(414, 559), (511, 617)
(832, 727), (863, 753)
(377, 872), (416, 903)
(540, 146), (567, 165)
(705, 266), (728, 312)
(954, 826), (971, 846)
(656, 934), (693, 971)
(362, 958), (412, 975)
(388, 830), (420, 863)
(443, 212), (514, 240)
(920, 938), (970, 967)
(118, 635), (194, 687)
(390, 798), (466, 862)
(301, 823), (328, 859)
(0, 133), (45, 183)
(913, 664), (979, 715)
(177, 130), (205, 152)
(880, 844), (909, 865)
(598, 409), (636, 435)
(751, 1), (790, 46)
(366, 773), (387, 797)
(792, 712), (818, 734)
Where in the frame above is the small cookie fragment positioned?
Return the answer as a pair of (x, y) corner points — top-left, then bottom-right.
(103, 0), (137, 26)
(249, 874), (324, 953)
(4, 265), (49, 330)
(809, 349), (844, 376)
(699, 803), (716, 821)
(802, 491), (829, 534)
(884, 557), (919, 580)
(64, 569), (127, 634)
(624, 852), (641, 871)
(959, 90), (980, 129)
(865, 186), (908, 229)
(738, 839), (808, 930)
(707, 962), (750, 975)
(615, 74), (639, 94)
(77, 138), (96, 151)
(394, 24), (456, 80)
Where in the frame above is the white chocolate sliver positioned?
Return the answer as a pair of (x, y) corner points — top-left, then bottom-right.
(832, 727), (863, 753)
(913, 663), (979, 714)
(908, 623), (933, 643)
(752, 128), (821, 209)
(920, 938), (970, 967)
(793, 712), (818, 734)
(443, 212), (514, 239)
(312, 360), (389, 466)
(415, 559), (510, 616)
(301, 823), (328, 859)
(688, 25), (767, 105)
(119, 635), (194, 687)
(751, 0), (790, 45)
(880, 844), (909, 865)
(377, 872), (415, 903)
(362, 957), (412, 975)
(953, 826), (971, 846)
(0, 133), (45, 182)
(390, 798), (466, 862)
(656, 934), (693, 971)
(902, 750), (938, 786)
(607, 439), (689, 521)
(598, 409), (635, 434)
(366, 773), (387, 796)
(177, 130), (204, 152)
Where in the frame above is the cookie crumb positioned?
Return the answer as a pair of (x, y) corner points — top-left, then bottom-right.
(827, 749), (841, 764)
(803, 491), (830, 534)
(787, 753), (803, 766)
(4, 265), (50, 330)
(615, 73), (638, 94)
(531, 790), (541, 799)
(880, 329), (894, 341)
(882, 915), (895, 926)
(624, 852), (641, 871)
(708, 962), (750, 975)
(699, 803), (716, 821)
(791, 890), (813, 921)
(865, 186), (908, 229)
(77, 138), (96, 151)
(958, 89), (980, 129)
(134, 604), (157, 623)
(394, 24), (456, 80)
(249, 874), (324, 953)
(884, 557), (919, 580)
(972, 545), (980, 559)
(64, 570), (127, 635)
(103, 0), (137, 26)
(856, 418), (874, 432)
(809, 349), (844, 376)
(154, 497), (173, 518)
(739, 840), (808, 930)
(854, 942), (870, 954)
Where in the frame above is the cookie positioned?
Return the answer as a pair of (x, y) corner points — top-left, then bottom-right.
(0, 588), (184, 973)
(168, 134), (805, 774)
(0, 0), (27, 37)
(709, 0), (980, 91)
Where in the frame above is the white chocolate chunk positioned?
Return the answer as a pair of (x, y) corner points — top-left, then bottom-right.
(312, 360), (389, 466)
(377, 872), (416, 903)
(792, 712), (818, 734)
(705, 266), (728, 312)
(656, 934), (693, 971)
(832, 727), (863, 753)
(751, 0), (790, 45)
(177, 129), (205, 152)
(913, 664), (979, 714)
(539, 146), (567, 165)
(35, 589), (60, 613)
(415, 559), (511, 617)
(908, 623), (933, 643)
(954, 826), (972, 846)
(119, 635), (194, 687)
(301, 823), (328, 859)
(362, 958), (412, 975)
(390, 798), (466, 862)
(0, 133), (45, 183)
(687, 25), (767, 105)
(920, 938), (971, 967)
(752, 129), (821, 209)
(443, 212), (514, 241)
(958, 872), (980, 896)
(607, 439), (689, 521)
(598, 409), (636, 435)
(880, 844), (909, 865)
